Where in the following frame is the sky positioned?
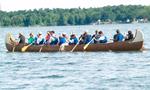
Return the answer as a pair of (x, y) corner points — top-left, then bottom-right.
(0, 0), (150, 11)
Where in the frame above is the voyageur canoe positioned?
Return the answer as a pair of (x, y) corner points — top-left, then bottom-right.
(5, 30), (144, 52)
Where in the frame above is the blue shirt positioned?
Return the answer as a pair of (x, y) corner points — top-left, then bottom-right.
(84, 34), (92, 44)
(70, 37), (78, 45)
(50, 37), (58, 45)
(116, 33), (124, 41)
(59, 37), (66, 45)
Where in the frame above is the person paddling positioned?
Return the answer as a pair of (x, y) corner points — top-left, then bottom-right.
(92, 30), (100, 44)
(69, 34), (78, 45)
(18, 33), (25, 44)
(59, 33), (69, 45)
(28, 33), (34, 44)
(125, 30), (133, 41)
(49, 31), (58, 45)
(58, 33), (69, 51)
(99, 31), (107, 43)
(113, 29), (124, 42)
(35, 32), (44, 45)
(45, 31), (51, 45)
(79, 31), (92, 44)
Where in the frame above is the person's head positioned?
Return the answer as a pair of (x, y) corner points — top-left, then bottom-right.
(99, 31), (103, 35)
(116, 29), (120, 34)
(70, 34), (76, 38)
(29, 33), (33, 37)
(83, 31), (87, 35)
(128, 30), (132, 34)
(38, 32), (42, 37)
(51, 31), (55, 34)
(47, 31), (50, 35)
(49, 31), (55, 35)
(62, 33), (67, 37)
(19, 32), (23, 36)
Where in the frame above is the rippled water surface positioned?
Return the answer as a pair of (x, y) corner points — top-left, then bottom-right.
(0, 24), (150, 90)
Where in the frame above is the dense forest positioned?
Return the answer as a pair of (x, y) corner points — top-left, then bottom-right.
(0, 5), (150, 27)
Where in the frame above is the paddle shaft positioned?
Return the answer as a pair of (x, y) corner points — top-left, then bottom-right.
(12, 46), (15, 52)
(39, 44), (44, 52)
(83, 37), (95, 50)
(21, 43), (32, 52)
(70, 38), (82, 52)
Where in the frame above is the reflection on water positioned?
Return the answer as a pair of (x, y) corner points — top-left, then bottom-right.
(0, 24), (150, 90)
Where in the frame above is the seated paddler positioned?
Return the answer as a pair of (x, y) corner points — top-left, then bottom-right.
(58, 33), (69, 46)
(69, 34), (78, 45)
(18, 32), (25, 44)
(35, 32), (44, 45)
(49, 31), (58, 45)
(98, 31), (107, 43)
(79, 31), (92, 44)
(28, 33), (34, 44)
(45, 31), (51, 45)
(113, 29), (124, 42)
(125, 30), (134, 41)
(92, 30), (100, 44)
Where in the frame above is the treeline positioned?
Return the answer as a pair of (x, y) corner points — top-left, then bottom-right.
(0, 5), (150, 27)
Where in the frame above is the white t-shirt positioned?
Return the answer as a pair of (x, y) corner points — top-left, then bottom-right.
(99, 36), (105, 40)
(37, 36), (43, 44)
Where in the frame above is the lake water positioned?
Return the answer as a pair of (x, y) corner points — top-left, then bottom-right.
(0, 24), (150, 90)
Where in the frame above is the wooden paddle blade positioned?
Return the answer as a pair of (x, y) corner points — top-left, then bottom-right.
(12, 47), (15, 52)
(70, 44), (78, 52)
(39, 47), (43, 52)
(83, 38), (94, 50)
(83, 44), (89, 50)
(39, 45), (44, 52)
(21, 46), (29, 52)
(21, 44), (32, 52)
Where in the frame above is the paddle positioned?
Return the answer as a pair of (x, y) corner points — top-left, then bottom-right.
(70, 38), (82, 52)
(21, 43), (32, 52)
(83, 37), (95, 50)
(39, 44), (44, 52)
(59, 45), (64, 51)
(12, 46), (15, 52)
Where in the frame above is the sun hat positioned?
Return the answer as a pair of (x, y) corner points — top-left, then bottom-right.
(38, 32), (42, 35)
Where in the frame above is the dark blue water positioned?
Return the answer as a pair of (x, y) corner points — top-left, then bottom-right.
(0, 24), (150, 90)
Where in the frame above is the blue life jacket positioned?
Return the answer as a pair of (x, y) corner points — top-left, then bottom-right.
(34, 37), (37, 44)
(59, 37), (66, 45)
(116, 33), (124, 41)
(69, 37), (78, 45)
(84, 35), (92, 44)
(50, 37), (58, 45)
(74, 37), (78, 44)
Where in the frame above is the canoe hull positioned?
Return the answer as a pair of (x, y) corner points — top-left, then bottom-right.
(6, 41), (143, 52)
(5, 30), (144, 52)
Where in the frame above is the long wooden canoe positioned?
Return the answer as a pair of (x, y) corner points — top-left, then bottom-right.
(5, 30), (144, 52)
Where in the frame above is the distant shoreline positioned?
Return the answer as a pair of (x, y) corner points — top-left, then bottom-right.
(0, 23), (149, 28)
